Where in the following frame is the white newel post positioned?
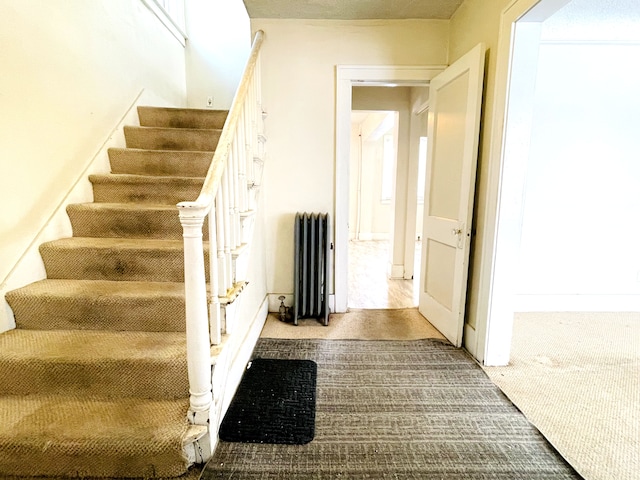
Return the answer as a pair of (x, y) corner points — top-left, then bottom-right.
(178, 205), (213, 425)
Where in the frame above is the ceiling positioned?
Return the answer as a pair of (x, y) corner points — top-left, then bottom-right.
(242, 0), (465, 20)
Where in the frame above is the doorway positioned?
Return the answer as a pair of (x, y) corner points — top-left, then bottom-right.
(335, 66), (444, 313)
(347, 87), (429, 309)
(484, 0), (640, 364)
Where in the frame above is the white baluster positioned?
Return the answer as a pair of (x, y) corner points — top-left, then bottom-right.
(232, 133), (241, 250)
(208, 205), (221, 346)
(222, 162), (233, 289)
(215, 190), (226, 298)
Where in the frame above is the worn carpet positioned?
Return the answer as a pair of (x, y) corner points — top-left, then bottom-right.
(261, 309), (445, 340)
(202, 338), (582, 479)
(484, 312), (640, 480)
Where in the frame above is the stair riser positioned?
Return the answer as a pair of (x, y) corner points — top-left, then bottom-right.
(124, 126), (221, 151)
(67, 206), (209, 241)
(0, 360), (188, 399)
(40, 244), (209, 283)
(138, 106), (228, 129)
(108, 148), (212, 177)
(8, 294), (186, 332)
(0, 450), (187, 479)
(0, 396), (190, 478)
(91, 180), (203, 205)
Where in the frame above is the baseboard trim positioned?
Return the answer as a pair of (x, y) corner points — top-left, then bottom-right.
(514, 294), (640, 312)
(389, 264), (404, 279)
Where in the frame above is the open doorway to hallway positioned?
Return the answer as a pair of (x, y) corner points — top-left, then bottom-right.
(347, 86), (428, 309)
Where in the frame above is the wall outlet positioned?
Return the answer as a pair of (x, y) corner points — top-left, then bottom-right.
(206, 96), (214, 108)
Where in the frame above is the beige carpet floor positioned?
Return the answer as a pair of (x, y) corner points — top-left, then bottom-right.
(483, 312), (639, 480)
(260, 308), (445, 340)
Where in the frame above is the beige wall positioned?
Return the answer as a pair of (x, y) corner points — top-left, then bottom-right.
(0, 0), (187, 285)
(448, 0), (512, 328)
(251, 18), (449, 294)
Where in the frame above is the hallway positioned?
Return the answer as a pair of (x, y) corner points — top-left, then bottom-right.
(348, 239), (419, 309)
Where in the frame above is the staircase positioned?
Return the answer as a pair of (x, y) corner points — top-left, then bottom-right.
(0, 107), (232, 478)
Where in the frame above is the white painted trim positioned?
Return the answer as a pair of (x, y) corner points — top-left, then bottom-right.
(514, 294), (640, 312)
(219, 296), (268, 415)
(388, 264), (405, 279)
(0, 89), (155, 333)
(414, 100), (430, 116)
(475, 0), (570, 366)
(539, 40), (640, 46)
(140, 0), (187, 47)
(335, 65), (446, 313)
(210, 295), (268, 456)
(476, 0), (542, 367)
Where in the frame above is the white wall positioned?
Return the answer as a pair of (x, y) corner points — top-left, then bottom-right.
(515, 41), (640, 309)
(251, 18), (449, 296)
(185, 0), (252, 110)
(0, 0), (187, 291)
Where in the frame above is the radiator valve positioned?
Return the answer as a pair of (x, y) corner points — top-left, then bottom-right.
(278, 296), (291, 323)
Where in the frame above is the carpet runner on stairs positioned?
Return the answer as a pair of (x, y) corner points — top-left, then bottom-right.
(1, 106), (227, 479)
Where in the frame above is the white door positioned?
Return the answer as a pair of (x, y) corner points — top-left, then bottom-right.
(419, 43), (486, 347)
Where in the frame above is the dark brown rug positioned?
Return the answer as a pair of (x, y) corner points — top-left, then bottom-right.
(202, 338), (583, 479)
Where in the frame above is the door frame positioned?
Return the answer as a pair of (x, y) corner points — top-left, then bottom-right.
(473, 0), (571, 365)
(335, 65), (446, 313)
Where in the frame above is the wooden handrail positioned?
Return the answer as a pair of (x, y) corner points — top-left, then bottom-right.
(178, 30), (264, 213)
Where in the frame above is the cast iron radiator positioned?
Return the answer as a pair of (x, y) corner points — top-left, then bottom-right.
(293, 212), (330, 326)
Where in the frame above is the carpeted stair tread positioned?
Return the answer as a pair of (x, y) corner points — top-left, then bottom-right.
(6, 279), (186, 332)
(0, 395), (190, 478)
(108, 148), (213, 177)
(90, 173), (204, 205)
(0, 329), (188, 398)
(66, 203), (205, 240)
(138, 106), (228, 130)
(124, 126), (222, 151)
(40, 237), (209, 283)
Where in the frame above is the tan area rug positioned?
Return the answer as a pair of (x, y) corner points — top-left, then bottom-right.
(260, 308), (445, 340)
(483, 312), (639, 480)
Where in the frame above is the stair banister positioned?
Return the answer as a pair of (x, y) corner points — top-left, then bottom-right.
(177, 30), (264, 425)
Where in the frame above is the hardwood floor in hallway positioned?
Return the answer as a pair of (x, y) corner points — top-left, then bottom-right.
(348, 239), (419, 309)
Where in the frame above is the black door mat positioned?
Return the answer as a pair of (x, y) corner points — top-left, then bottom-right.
(219, 358), (317, 445)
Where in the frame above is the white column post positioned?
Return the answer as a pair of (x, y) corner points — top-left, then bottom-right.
(178, 205), (213, 425)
